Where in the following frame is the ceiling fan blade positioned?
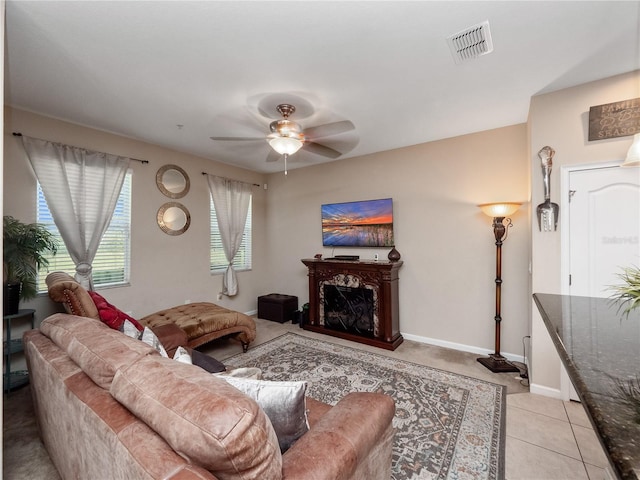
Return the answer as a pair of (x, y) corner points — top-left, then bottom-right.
(266, 149), (282, 162)
(302, 141), (343, 159)
(210, 136), (264, 141)
(303, 120), (355, 139)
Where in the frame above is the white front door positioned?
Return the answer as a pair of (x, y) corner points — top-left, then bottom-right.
(568, 166), (640, 298)
(562, 164), (639, 401)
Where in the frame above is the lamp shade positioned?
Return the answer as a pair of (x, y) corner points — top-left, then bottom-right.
(621, 133), (640, 167)
(267, 136), (303, 155)
(478, 202), (521, 218)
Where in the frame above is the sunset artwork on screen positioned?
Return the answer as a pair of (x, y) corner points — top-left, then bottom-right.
(321, 198), (394, 247)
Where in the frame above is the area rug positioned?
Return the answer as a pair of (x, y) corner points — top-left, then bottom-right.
(225, 333), (506, 480)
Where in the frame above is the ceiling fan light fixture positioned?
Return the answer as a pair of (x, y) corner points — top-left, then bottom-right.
(267, 135), (303, 155)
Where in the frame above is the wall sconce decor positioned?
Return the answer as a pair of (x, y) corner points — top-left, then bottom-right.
(477, 202), (521, 373)
(536, 146), (559, 232)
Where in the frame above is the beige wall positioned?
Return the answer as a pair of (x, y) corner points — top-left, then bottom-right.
(264, 125), (531, 358)
(4, 71), (638, 394)
(528, 70), (640, 395)
(3, 107), (531, 360)
(3, 107), (268, 326)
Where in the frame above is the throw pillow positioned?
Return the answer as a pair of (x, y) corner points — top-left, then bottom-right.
(120, 320), (168, 358)
(173, 346), (192, 364)
(88, 291), (144, 331)
(221, 376), (309, 452)
(150, 323), (188, 359)
(191, 349), (226, 374)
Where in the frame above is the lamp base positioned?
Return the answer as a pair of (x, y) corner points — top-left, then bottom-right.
(477, 354), (519, 373)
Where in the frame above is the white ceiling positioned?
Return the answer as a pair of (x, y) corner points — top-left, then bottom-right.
(5, 1), (640, 174)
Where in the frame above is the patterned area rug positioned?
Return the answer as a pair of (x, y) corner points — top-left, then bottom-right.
(225, 333), (506, 480)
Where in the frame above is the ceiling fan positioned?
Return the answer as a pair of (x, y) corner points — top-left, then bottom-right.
(210, 103), (355, 174)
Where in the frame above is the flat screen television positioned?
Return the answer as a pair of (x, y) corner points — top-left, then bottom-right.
(321, 198), (394, 247)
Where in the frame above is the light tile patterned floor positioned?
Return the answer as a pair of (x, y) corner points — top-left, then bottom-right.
(506, 393), (610, 480)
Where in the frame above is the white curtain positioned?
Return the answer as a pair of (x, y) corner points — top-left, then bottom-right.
(206, 175), (251, 297)
(21, 136), (131, 289)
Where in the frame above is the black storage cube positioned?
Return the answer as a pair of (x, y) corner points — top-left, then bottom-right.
(257, 293), (299, 323)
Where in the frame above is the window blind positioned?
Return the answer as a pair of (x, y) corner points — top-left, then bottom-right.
(210, 195), (252, 273)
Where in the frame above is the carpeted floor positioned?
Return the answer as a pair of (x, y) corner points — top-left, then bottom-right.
(225, 332), (506, 480)
(2, 385), (60, 480)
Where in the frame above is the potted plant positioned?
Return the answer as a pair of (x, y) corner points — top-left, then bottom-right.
(609, 265), (640, 318)
(3, 216), (58, 315)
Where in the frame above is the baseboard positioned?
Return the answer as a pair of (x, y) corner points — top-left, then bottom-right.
(401, 332), (525, 364)
(529, 383), (563, 399)
(245, 309), (257, 316)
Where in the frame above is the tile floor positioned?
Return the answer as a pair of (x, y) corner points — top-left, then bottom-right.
(506, 393), (610, 480)
(207, 318), (613, 480)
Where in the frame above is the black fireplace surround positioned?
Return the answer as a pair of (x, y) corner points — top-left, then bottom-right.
(323, 284), (374, 336)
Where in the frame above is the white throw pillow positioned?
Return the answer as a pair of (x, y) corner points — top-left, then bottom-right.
(121, 320), (168, 358)
(221, 376), (309, 452)
(173, 346), (192, 364)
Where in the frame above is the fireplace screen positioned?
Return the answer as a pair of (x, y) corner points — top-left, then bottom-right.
(323, 284), (374, 336)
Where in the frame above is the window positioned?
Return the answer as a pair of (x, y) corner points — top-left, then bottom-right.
(210, 196), (252, 273)
(37, 173), (132, 291)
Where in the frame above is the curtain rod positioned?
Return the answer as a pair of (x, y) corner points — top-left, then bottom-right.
(201, 172), (260, 187)
(12, 132), (149, 164)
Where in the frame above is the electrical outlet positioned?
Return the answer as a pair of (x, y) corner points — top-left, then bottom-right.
(374, 254), (379, 261)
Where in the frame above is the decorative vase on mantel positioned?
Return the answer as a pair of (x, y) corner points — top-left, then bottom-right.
(388, 246), (401, 262)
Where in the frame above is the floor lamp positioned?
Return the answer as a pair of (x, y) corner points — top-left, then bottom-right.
(477, 202), (521, 373)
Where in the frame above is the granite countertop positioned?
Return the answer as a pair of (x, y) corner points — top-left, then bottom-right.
(533, 294), (640, 480)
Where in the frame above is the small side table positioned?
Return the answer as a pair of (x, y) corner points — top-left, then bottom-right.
(3, 309), (35, 394)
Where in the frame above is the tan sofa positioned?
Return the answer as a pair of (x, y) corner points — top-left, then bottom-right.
(24, 313), (396, 479)
(45, 271), (256, 352)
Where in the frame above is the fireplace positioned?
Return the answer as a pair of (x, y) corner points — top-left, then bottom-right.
(301, 258), (403, 350)
(323, 283), (375, 336)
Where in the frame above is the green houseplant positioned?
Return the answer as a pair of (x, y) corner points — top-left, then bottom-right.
(609, 265), (640, 318)
(3, 215), (58, 315)
(609, 265), (640, 423)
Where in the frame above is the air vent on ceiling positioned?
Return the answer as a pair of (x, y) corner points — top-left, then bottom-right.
(447, 20), (493, 64)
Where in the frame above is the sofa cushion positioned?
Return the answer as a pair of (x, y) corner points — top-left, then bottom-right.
(221, 376), (309, 452)
(110, 355), (282, 480)
(40, 313), (159, 389)
(150, 323), (189, 358)
(88, 290), (144, 331)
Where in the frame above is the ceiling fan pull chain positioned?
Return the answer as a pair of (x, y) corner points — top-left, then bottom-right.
(284, 153), (288, 175)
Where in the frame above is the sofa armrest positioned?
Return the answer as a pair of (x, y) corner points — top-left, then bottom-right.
(46, 271), (100, 320)
(282, 392), (395, 480)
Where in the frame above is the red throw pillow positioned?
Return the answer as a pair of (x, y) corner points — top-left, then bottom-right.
(88, 291), (143, 331)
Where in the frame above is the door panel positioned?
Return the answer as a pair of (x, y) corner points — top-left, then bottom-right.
(569, 166), (640, 298)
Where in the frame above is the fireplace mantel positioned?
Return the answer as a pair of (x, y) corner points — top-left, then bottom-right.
(301, 258), (403, 350)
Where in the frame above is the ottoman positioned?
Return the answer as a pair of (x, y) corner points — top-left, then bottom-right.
(257, 294), (299, 323)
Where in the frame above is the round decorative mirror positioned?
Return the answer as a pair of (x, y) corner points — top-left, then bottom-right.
(157, 202), (191, 236)
(156, 164), (190, 199)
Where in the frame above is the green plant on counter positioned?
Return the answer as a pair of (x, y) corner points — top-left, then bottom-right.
(608, 265), (640, 319)
(614, 376), (640, 424)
